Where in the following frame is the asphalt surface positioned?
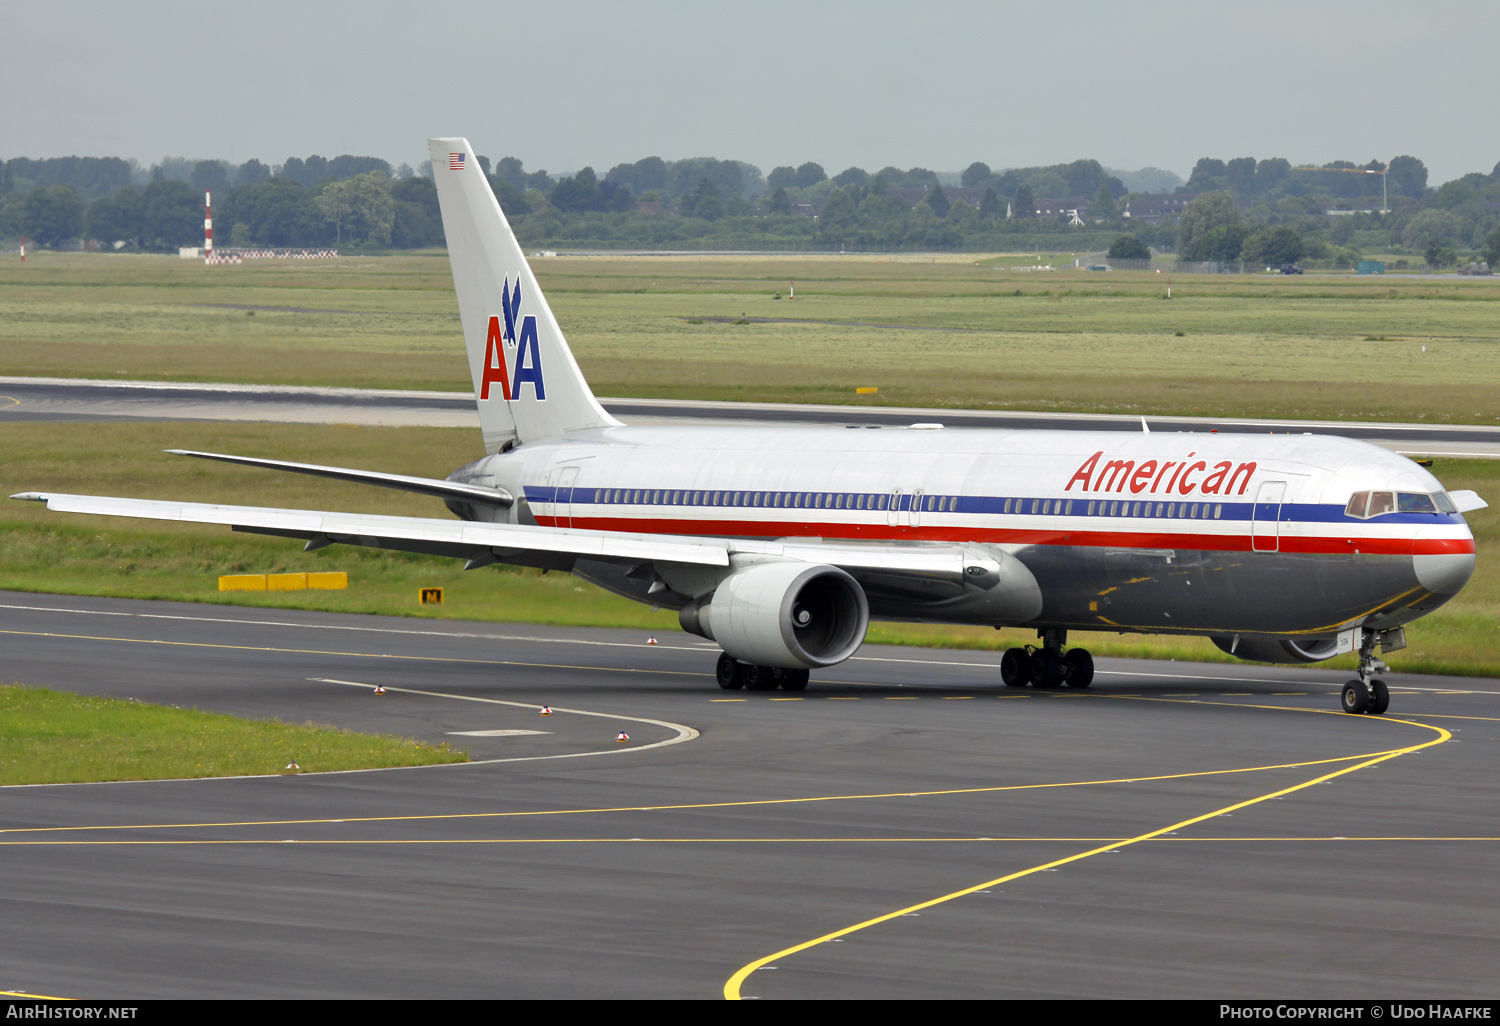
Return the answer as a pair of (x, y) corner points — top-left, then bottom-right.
(1, 590), (1496, 999)
(4, 376), (1500, 456)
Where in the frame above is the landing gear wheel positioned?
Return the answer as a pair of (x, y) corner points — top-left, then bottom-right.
(1030, 650), (1065, 688)
(779, 669), (810, 692)
(1064, 649), (1094, 688)
(1367, 678), (1390, 716)
(716, 653), (744, 690)
(743, 664), (780, 691)
(1000, 648), (1031, 688)
(1341, 679), (1370, 715)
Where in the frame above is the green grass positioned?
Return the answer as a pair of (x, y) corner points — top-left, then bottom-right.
(1, 421), (1496, 677)
(0, 684), (467, 785)
(2, 251), (1498, 422)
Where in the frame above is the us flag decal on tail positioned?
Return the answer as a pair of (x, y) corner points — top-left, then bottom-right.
(449, 153), (465, 170)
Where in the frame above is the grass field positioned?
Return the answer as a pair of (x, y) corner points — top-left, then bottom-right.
(2, 251), (1499, 422)
(0, 684), (467, 785)
(2, 421), (1496, 677)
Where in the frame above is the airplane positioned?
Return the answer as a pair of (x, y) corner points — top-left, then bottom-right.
(12, 137), (1485, 716)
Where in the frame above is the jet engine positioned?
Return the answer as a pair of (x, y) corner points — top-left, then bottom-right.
(1211, 636), (1340, 664)
(678, 562), (869, 669)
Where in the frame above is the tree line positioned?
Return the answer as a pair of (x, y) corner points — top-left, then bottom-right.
(2, 149), (1498, 262)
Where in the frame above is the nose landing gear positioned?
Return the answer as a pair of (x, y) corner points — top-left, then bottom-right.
(1342, 631), (1393, 715)
(1001, 630), (1094, 689)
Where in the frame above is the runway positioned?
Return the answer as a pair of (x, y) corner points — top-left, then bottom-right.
(4, 376), (1500, 456)
(1, 591), (1496, 999)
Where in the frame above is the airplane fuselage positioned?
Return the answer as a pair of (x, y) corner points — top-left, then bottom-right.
(449, 424), (1475, 645)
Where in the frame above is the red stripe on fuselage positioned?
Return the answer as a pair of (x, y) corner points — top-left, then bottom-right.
(547, 514), (1474, 557)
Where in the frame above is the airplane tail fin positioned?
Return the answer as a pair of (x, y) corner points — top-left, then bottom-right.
(428, 137), (618, 452)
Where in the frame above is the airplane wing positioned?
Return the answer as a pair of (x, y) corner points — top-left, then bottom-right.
(9, 492), (997, 584)
(164, 450), (514, 509)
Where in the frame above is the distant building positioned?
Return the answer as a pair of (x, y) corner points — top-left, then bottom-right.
(1031, 198), (1092, 218)
(1123, 193), (1196, 224)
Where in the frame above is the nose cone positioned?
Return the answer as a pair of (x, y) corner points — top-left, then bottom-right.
(1414, 551), (1475, 595)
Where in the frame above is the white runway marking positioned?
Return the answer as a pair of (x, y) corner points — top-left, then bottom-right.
(447, 729), (551, 737)
(313, 678), (701, 765)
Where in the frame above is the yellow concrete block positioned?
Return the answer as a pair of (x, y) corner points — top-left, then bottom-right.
(266, 572), (308, 591)
(307, 571), (348, 590)
(219, 574), (267, 592)
(855, 386), (879, 395)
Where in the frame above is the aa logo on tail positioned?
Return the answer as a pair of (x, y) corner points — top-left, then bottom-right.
(480, 278), (546, 401)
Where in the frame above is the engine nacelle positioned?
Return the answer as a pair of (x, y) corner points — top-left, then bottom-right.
(1212, 636), (1340, 664)
(679, 562), (869, 669)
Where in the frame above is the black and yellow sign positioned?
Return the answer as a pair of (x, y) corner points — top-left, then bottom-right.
(419, 587), (444, 605)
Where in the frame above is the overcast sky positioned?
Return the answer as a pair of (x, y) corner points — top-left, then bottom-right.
(4, 1), (1495, 185)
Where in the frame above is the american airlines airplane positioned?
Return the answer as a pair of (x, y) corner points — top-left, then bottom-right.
(14, 138), (1485, 716)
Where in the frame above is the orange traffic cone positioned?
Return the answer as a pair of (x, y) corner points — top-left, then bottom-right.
(373, 686), (386, 696)
(539, 706), (552, 716)
(616, 731), (630, 742)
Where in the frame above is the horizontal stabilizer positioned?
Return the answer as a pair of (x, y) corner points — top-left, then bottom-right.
(165, 449), (513, 508)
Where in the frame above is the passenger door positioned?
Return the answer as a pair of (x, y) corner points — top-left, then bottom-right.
(556, 465), (579, 528)
(1251, 481), (1286, 552)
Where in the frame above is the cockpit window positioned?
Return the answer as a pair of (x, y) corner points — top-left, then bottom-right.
(1398, 492), (1437, 513)
(1346, 490), (1449, 518)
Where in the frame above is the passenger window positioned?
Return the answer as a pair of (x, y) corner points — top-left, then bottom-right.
(1214, 504), (1222, 518)
(1109, 501), (1118, 516)
(652, 490), (660, 504)
(1030, 499), (1039, 514)
(1345, 492), (1369, 518)
(1003, 499), (1012, 513)
(1367, 492), (1395, 516)
(1190, 503), (1200, 517)
(1065, 500), (1073, 515)
(878, 495), (888, 510)
(1132, 502), (1141, 516)
(1434, 492), (1457, 514)
(1399, 492), (1437, 514)
(1087, 501), (1096, 516)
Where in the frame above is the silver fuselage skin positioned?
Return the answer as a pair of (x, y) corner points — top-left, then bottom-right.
(448, 425), (1475, 643)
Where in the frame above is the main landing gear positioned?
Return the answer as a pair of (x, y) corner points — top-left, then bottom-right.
(1341, 631), (1391, 716)
(1000, 629), (1094, 689)
(717, 652), (809, 692)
